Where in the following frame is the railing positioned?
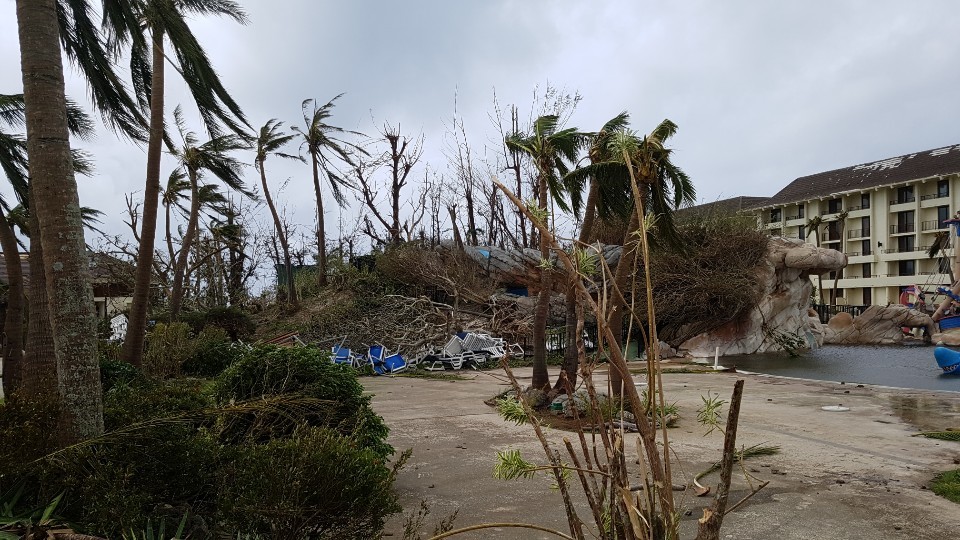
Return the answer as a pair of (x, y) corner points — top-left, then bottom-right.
(882, 246), (928, 254)
(820, 209), (842, 216)
(785, 214), (803, 221)
(847, 203), (870, 211)
(847, 228), (870, 238)
(921, 220), (946, 231)
(848, 251), (873, 257)
(810, 303), (871, 323)
(764, 217), (782, 224)
(890, 223), (915, 234)
(820, 232), (842, 242)
(920, 192), (949, 201)
(890, 196), (916, 205)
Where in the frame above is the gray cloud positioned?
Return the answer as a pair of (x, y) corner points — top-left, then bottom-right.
(4, 0), (960, 268)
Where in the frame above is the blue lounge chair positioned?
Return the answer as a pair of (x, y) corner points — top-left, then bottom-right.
(331, 343), (360, 367)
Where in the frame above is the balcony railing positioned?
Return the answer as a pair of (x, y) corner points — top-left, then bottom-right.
(847, 203), (870, 211)
(820, 209), (842, 216)
(847, 228), (870, 238)
(890, 223), (915, 234)
(764, 217), (782, 225)
(890, 196), (916, 205)
(920, 192), (949, 201)
(785, 214), (804, 221)
(882, 246), (928, 254)
(921, 220), (947, 231)
(848, 251), (873, 256)
(820, 232), (842, 242)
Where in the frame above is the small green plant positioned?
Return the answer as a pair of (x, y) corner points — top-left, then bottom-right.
(913, 429), (960, 442)
(122, 514), (188, 540)
(0, 493), (67, 540)
(697, 391), (726, 436)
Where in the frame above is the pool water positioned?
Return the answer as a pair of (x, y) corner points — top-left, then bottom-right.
(723, 345), (960, 392)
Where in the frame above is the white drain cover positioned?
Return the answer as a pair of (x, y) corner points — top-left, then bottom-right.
(821, 405), (850, 412)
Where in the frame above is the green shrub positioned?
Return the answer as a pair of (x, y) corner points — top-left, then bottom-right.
(103, 378), (212, 430)
(100, 358), (142, 393)
(182, 327), (244, 377)
(218, 427), (400, 538)
(0, 395), (59, 475)
(144, 322), (192, 378)
(48, 425), (218, 536)
(214, 346), (392, 457)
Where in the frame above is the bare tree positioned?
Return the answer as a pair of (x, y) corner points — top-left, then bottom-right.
(354, 123), (425, 246)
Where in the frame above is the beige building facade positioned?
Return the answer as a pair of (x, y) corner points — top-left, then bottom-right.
(740, 145), (960, 306)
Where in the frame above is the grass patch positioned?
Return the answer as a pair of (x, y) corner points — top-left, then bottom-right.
(913, 429), (960, 442)
(932, 469), (960, 504)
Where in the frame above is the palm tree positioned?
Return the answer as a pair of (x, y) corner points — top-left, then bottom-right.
(15, 0), (103, 442)
(0, 92), (98, 401)
(554, 112), (632, 389)
(107, 0), (249, 366)
(254, 119), (302, 308)
(601, 121), (695, 396)
(805, 215), (826, 305)
(830, 210), (849, 303)
(167, 107), (247, 318)
(505, 114), (587, 390)
(292, 96), (361, 287)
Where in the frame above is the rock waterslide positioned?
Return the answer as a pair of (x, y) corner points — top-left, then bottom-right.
(679, 237), (846, 358)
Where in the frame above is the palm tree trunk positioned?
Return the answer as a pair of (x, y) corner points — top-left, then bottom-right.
(169, 168), (200, 317)
(259, 160), (297, 307)
(607, 208), (642, 397)
(0, 212), (24, 396)
(122, 27), (166, 367)
(532, 170), (551, 390)
(16, 0), (102, 441)
(310, 152), (328, 287)
(556, 179), (601, 391)
(22, 209), (57, 396)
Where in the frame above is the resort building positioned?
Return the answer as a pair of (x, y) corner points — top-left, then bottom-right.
(703, 144), (960, 307)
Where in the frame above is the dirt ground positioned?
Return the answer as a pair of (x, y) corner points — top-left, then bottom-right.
(364, 364), (960, 539)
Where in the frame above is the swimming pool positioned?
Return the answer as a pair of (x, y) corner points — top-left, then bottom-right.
(723, 345), (960, 392)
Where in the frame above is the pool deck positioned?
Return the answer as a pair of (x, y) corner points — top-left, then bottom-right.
(365, 364), (960, 539)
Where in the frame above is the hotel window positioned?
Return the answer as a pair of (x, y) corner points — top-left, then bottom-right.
(770, 208), (781, 222)
(897, 234), (915, 253)
(939, 205), (950, 226)
(862, 263), (871, 278)
(861, 193), (870, 209)
(896, 185), (915, 204)
(861, 216), (870, 236)
(938, 179), (950, 198)
(798, 225), (805, 240)
(899, 260), (916, 276)
(861, 239), (871, 256)
(828, 198), (842, 213)
(863, 287), (872, 305)
(798, 205), (805, 219)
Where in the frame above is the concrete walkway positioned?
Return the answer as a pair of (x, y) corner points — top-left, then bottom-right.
(365, 365), (960, 539)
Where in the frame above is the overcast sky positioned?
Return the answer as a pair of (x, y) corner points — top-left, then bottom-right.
(3, 0), (960, 264)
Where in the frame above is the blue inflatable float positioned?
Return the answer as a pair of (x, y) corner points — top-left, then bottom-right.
(934, 347), (960, 375)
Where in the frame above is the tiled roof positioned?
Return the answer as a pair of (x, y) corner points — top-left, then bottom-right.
(762, 144), (960, 207)
(678, 196), (769, 216)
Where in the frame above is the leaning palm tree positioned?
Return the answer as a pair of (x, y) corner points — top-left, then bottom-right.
(254, 119), (302, 308)
(505, 114), (587, 390)
(553, 111), (632, 389)
(599, 121), (695, 397)
(166, 107), (248, 318)
(105, 0), (250, 366)
(292, 95), (362, 287)
(830, 210), (850, 303)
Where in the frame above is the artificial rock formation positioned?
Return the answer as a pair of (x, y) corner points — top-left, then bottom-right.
(679, 237), (846, 358)
(823, 305), (934, 344)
